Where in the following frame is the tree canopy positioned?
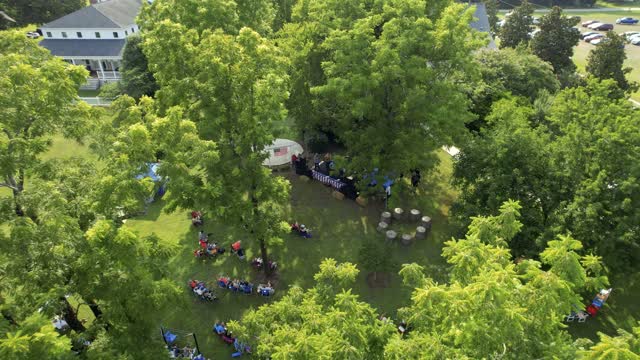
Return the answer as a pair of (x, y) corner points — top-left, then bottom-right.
(587, 31), (637, 92)
(531, 6), (580, 74)
(0, 31), (93, 217)
(0, 0), (84, 27)
(453, 79), (640, 272)
(498, 0), (533, 49)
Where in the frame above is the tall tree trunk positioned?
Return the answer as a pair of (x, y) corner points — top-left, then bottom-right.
(259, 238), (271, 276)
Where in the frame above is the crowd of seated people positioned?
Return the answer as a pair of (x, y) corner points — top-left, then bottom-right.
(290, 222), (312, 238)
(194, 232), (226, 259)
(217, 276), (254, 294)
(213, 322), (252, 356)
(169, 344), (200, 359)
(189, 280), (217, 302)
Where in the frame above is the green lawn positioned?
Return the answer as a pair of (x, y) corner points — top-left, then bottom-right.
(124, 150), (455, 357)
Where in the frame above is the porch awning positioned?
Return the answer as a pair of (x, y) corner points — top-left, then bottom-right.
(40, 39), (126, 58)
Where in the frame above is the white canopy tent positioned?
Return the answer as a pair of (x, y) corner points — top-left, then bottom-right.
(263, 139), (304, 167)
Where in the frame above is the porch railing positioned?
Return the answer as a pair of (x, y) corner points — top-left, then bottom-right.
(79, 97), (112, 107)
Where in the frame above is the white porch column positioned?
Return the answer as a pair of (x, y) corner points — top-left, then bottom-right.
(97, 60), (105, 80)
(70, 59), (76, 65)
(110, 60), (116, 79)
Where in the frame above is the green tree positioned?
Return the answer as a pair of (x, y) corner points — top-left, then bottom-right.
(272, 0), (295, 31)
(0, 0), (84, 26)
(454, 79), (640, 272)
(101, 35), (158, 100)
(469, 47), (558, 125)
(579, 323), (640, 359)
(531, 6), (580, 74)
(0, 313), (73, 359)
(228, 259), (394, 359)
(498, 0), (533, 49)
(313, 0), (484, 179)
(73, 221), (181, 359)
(139, 0), (276, 36)
(548, 80), (640, 272)
(386, 202), (606, 359)
(358, 239), (397, 283)
(485, 0), (499, 34)
(452, 97), (557, 256)
(586, 31), (636, 91)
(139, 0), (294, 274)
(0, 31), (92, 217)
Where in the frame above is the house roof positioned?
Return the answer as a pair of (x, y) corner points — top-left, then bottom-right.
(42, 0), (142, 29)
(40, 39), (126, 58)
(470, 3), (497, 49)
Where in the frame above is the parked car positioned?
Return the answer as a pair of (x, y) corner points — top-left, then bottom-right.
(584, 33), (605, 42)
(623, 31), (640, 38)
(532, 17), (540, 25)
(592, 23), (614, 31)
(528, 29), (541, 38)
(582, 20), (599, 27)
(26, 31), (40, 39)
(632, 37), (640, 45)
(587, 22), (604, 29)
(581, 31), (599, 39)
(627, 34), (640, 43)
(590, 38), (604, 45)
(616, 17), (639, 25)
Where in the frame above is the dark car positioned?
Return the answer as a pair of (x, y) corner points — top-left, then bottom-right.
(593, 23), (614, 31)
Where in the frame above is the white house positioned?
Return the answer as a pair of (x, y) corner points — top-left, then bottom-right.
(39, 0), (142, 89)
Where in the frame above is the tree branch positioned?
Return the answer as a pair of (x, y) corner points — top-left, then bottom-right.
(0, 182), (19, 191)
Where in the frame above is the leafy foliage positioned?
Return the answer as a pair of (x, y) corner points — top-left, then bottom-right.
(308, 0), (484, 178)
(578, 323), (640, 360)
(387, 202), (606, 360)
(468, 47), (558, 125)
(229, 259), (395, 359)
(0, 31), (93, 216)
(0, 0), (84, 27)
(586, 31), (637, 92)
(530, 6), (580, 74)
(454, 79), (640, 272)
(498, 0), (533, 49)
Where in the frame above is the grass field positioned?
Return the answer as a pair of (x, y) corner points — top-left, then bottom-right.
(564, 11), (640, 100)
(123, 150), (456, 357)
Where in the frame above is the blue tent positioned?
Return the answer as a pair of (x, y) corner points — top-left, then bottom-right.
(136, 163), (161, 182)
(163, 331), (177, 344)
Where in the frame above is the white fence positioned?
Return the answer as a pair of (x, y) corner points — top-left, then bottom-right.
(79, 97), (112, 107)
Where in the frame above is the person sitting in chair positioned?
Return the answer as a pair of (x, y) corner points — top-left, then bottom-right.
(258, 282), (275, 296)
(299, 224), (312, 238)
(191, 211), (203, 226)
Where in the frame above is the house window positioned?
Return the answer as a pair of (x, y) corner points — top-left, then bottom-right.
(76, 32), (82, 38)
(131, 27), (135, 33)
(113, 32), (119, 38)
(95, 32), (101, 38)
(85, 60), (90, 65)
(46, 31), (52, 37)
(125, 30), (128, 36)
(62, 32), (67, 38)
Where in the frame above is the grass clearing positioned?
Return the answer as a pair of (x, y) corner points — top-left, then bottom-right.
(123, 150), (455, 357)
